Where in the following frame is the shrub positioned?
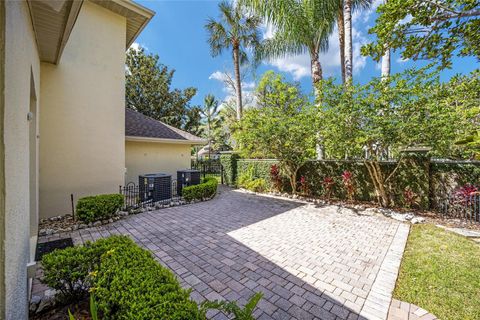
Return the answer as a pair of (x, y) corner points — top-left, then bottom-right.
(41, 236), (136, 302)
(182, 177), (218, 202)
(41, 245), (92, 301)
(244, 178), (267, 193)
(91, 237), (202, 320)
(76, 194), (124, 223)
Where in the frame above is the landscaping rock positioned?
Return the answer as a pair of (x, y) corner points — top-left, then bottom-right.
(36, 289), (56, 313)
(93, 221), (102, 227)
(411, 217), (425, 224)
(29, 295), (41, 313)
(78, 224), (87, 229)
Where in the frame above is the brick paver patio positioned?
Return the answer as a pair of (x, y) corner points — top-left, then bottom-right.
(35, 187), (409, 320)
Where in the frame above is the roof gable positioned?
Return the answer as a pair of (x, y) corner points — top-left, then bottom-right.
(125, 108), (205, 144)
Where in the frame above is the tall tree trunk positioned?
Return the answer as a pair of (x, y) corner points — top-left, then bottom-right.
(344, 0), (353, 84)
(310, 53), (323, 99)
(381, 48), (390, 79)
(233, 45), (243, 120)
(337, 7), (346, 84)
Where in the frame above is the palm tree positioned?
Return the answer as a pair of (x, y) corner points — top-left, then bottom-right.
(200, 95), (220, 156)
(242, 0), (337, 88)
(343, 0), (373, 83)
(205, 2), (262, 120)
(337, 0), (372, 84)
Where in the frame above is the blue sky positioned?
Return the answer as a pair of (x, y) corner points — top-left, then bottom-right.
(134, 0), (478, 107)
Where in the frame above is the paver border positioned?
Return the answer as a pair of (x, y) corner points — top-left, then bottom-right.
(361, 223), (410, 320)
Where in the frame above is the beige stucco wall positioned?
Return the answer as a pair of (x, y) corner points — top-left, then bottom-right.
(40, 1), (126, 219)
(125, 141), (192, 184)
(3, 0), (41, 318)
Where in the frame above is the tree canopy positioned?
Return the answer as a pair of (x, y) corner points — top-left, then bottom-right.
(361, 0), (480, 69)
(125, 47), (202, 134)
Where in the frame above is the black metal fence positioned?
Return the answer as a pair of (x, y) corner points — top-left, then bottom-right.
(440, 192), (480, 223)
(119, 180), (182, 211)
(191, 159), (224, 184)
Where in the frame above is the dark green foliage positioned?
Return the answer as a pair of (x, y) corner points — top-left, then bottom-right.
(182, 177), (218, 202)
(220, 153), (239, 186)
(126, 47), (202, 135)
(91, 237), (202, 320)
(41, 245), (92, 301)
(76, 194), (124, 223)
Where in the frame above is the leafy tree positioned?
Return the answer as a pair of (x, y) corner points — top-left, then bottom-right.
(235, 72), (316, 192)
(205, 1), (262, 120)
(361, 0), (480, 69)
(241, 0), (336, 86)
(318, 68), (478, 206)
(125, 47), (201, 133)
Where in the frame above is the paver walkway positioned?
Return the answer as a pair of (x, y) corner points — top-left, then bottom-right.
(35, 187), (409, 320)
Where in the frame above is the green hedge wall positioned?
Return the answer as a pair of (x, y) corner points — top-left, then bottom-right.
(220, 153), (239, 186)
(234, 157), (480, 210)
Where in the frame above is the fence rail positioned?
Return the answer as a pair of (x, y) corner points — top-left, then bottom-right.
(440, 192), (480, 223)
(191, 160), (224, 183)
(119, 180), (182, 211)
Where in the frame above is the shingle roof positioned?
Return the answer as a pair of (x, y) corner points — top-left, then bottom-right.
(125, 108), (205, 143)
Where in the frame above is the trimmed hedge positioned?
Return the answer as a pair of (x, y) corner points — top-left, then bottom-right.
(182, 177), (218, 202)
(220, 153), (239, 186)
(92, 237), (201, 319)
(76, 194), (124, 223)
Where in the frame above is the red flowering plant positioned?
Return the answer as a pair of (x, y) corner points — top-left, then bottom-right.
(322, 176), (335, 200)
(270, 164), (282, 192)
(453, 184), (478, 206)
(403, 187), (419, 209)
(299, 176), (310, 196)
(341, 170), (355, 201)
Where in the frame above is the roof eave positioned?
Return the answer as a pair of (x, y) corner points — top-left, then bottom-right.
(126, 135), (207, 145)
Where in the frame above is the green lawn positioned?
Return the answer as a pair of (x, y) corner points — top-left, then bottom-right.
(394, 224), (480, 320)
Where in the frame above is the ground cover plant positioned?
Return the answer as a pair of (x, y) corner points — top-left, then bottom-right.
(394, 224), (480, 320)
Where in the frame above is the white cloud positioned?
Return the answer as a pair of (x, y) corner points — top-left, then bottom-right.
(129, 42), (148, 52)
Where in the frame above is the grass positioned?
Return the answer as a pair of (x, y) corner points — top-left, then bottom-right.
(393, 224), (480, 320)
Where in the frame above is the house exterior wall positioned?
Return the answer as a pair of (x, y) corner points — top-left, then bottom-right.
(40, 1), (126, 218)
(125, 141), (192, 184)
(2, 0), (41, 318)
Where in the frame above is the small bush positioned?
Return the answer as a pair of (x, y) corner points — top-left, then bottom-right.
(183, 177), (218, 202)
(244, 178), (267, 193)
(76, 194), (124, 223)
(41, 236), (136, 302)
(41, 245), (92, 301)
